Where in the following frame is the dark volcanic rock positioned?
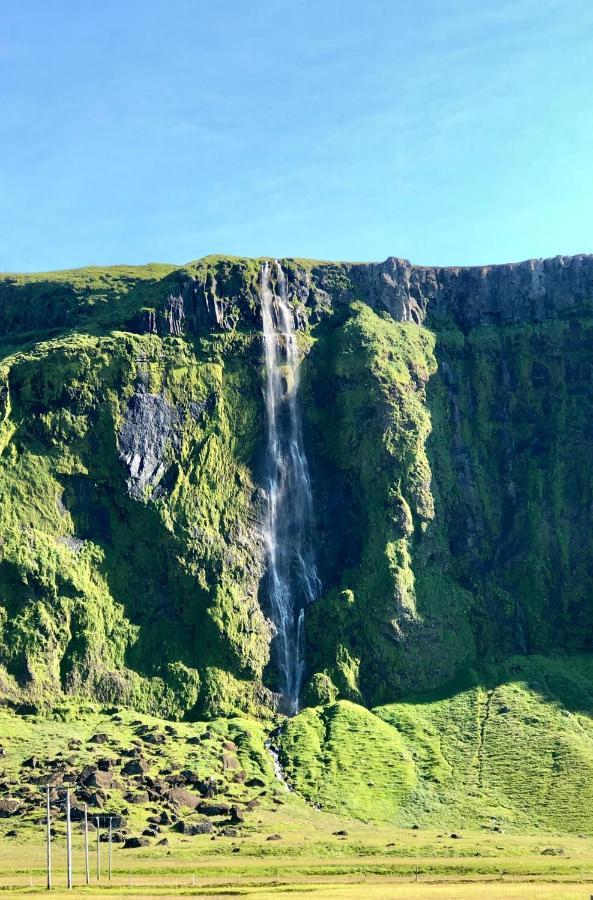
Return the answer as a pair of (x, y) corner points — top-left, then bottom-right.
(123, 836), (150, 849)
(198, 802), (231, 817)
(173, 819), (213, 835)
(196, 777), (219, 798)
(142, 732), (165, 745)
(118, 388), (181, 500)
(122, 758), (150, 776)
(0, 798), (22, 817)
(166, 788), (200, 810)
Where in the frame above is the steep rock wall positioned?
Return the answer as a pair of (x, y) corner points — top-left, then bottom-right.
(1, 253), (593, 716)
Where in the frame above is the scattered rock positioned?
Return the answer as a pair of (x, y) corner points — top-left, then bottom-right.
(245, 777), (265, 789)
(22, 756), (39, 769)
(100, 831), (124, 843)
(197, 777), (219, 798)
(333, 830), (348, 836)
(266, 833), (282, 841)
(89, 734), (109, 745)
(222, 752), (239, 771)
(450, 833), (462, 839)
(85, 771), (115, 790)
(0, 799), (22, 817)
(122, 758), (150, 776)
(541, 847), (565, 856)
(174, 820), (213, 835)
(223, 740), (237, 751)
(498, 705), (510, 715)
(123, 836), (150, 849)
(5, 829), (17, 838)
(142, 732), (165, 745)
(199, 802), (230, 817)
(166, 788), (200, 810)
(157, 837), (169, 846)
(123, 791), (150, 805)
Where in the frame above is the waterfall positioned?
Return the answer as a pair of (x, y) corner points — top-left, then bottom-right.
(260, 261), (320, 715)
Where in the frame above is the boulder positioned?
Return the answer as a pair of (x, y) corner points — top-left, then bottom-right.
(122, 758), (150, 776)
(245, 777), (265, 789)
(89, 734), (109, 745)
(222, 752), (239, 771)
(198, 802), (230, 817)
(0, 798), (22, 817)
(123, 836), (150, 849)
(173, 820), (213, 835)
(123, 791), (149, 805)
(196, 777), (218, 798)
(166, 788), (200, 810)
(85, 771), (115, 790)
(142, 732), (165, 745)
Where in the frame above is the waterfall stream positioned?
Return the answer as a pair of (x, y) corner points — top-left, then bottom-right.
(260, 261), (320, 715)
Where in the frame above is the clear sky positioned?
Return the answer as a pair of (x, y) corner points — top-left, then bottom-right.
(1, 0), (592, 272)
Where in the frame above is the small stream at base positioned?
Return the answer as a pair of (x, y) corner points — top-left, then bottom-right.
(265, 725), (292, 792)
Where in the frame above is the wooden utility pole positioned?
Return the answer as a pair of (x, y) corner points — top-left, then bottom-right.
(65, 789), (72, 891)
(96, 817), (100, 880)
(84, 804), (90, 885)
(45, 786), (52, 891)
(108, 817), (113, 880)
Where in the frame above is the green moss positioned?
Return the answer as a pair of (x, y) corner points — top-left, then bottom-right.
(280, 655), (593, 832)
(304, 303), (474, 704)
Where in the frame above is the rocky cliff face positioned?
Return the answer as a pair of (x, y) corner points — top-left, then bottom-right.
(1, 253), (593, 718)
(129, 253), (593, 336)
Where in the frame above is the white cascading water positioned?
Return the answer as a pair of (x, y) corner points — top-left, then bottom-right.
(260, 261), (320, 715)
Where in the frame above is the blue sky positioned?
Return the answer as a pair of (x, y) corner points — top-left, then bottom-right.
(1, 0), (592, 271)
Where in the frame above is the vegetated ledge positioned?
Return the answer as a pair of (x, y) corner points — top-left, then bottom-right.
(1, 253), (592, 343)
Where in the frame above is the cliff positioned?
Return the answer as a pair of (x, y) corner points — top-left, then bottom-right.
(1, 252), (593, 719)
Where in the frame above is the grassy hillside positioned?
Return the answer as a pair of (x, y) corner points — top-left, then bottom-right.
(279, 655), (593, 833)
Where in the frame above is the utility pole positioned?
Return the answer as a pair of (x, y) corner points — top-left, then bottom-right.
(96, 817), (100, 881)
(45, 786), (52, 892)
(108, 817), (113, 881)
(84, 804), (90, 885)
(65, 789), (72, 891)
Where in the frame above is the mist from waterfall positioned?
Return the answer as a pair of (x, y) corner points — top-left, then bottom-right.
(260, 261), (320, 715)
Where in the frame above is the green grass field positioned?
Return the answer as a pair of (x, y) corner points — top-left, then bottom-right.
(3, 818), (593, 898)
